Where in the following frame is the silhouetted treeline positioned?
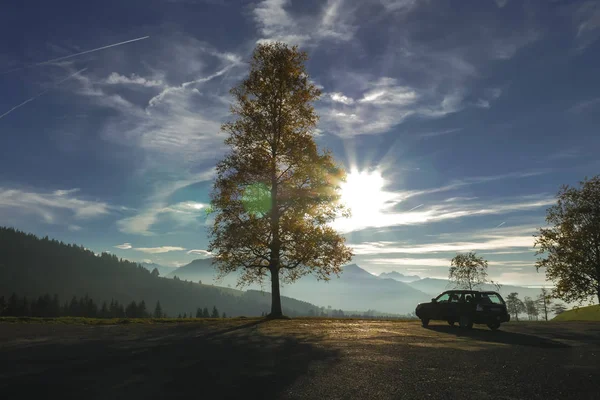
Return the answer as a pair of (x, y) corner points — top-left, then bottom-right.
(0, 293), (154, 318)
(0, 227), (323, 317)
(0, 293), (235, 320)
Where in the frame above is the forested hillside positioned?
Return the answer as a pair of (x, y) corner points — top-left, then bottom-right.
(0, 227), (320, 317)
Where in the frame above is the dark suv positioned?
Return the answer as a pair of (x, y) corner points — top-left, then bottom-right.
(415, 290), (510, 330)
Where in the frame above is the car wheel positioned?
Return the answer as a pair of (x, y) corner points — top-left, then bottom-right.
(459, 315), (473, 329)
(448, 320), (455, 327)
(487, 323), (500, 331)
(421, 318), (430, 327)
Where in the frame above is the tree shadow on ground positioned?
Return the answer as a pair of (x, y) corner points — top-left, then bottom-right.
(0, 321), (339, 400)
(428, 324), (570, 349)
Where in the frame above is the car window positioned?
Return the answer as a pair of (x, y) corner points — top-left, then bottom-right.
(480, 293), (504, 304)
(436, 293), (450, 302)
(464, 294), (474, 303)
(449, 293), (462, 303)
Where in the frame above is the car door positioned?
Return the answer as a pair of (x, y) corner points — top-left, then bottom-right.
(445, 293), (463, 320)
(432, 292), (450, 320)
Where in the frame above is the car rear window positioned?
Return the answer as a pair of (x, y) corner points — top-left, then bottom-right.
(480, 293), (504, 304)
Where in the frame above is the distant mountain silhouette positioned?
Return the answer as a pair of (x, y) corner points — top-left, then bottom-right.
(166, 258), (222, 283)
(378, 271), (421, 283)
(407, 277), (549, 301)
(0, 227), (321, 317)
(162, 260), (431, 314)
(276, 264), (431, 314)
(141, 262), (178, 277)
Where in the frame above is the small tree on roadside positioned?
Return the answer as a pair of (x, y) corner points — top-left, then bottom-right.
(202, 307), (210, 318)
(208, 42), (353, 318)
(536, 288), (554, 321)
(449, 252), (489, 290)
(524, 296), (539, 320)
(211, 306), (219, 318)
(534, 175), (600, 304)
(505, 292), (526, 321)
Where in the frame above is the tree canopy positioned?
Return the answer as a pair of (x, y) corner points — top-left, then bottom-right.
(448, 252), (489, 291)
(534, 175), (600, 304)
(208, 42), (352, 317)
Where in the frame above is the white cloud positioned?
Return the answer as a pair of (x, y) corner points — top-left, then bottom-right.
(104, 72), (164, 87)
(329, 92), (354, 104)
(135, 246), (187, 254)
(114, 243), (133, 249)
(366, 257), (534, 269)
(381, 0), (417, 11)
(352, 224), (540, 256)
(187, 249), (212, 256)
(319, 75), (465, 136)
(253, 0), (356, 46)
(117, 170), (215, 235)
(0, 187), (113, 224)
(68, 224), (82, 231)
(574, 1), (600, 49)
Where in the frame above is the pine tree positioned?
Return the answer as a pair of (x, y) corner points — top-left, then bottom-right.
(211, 306), (219, 318)
(196, 308), (202, 318)
(153, 301), (163, 318)
(138, 300), (148, 318)
(202, 307), (210, 318)
(222, 312), (227, 318)
(126, 301), (138, 318)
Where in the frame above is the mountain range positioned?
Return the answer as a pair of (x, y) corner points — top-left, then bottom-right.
(160, 258), (550, 313)
(378, 271), (421, 283)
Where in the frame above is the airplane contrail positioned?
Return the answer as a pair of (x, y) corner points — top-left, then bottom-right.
(495, 222), (506, 228)
(1, 36), (150, 75)
(408, 204), (424, 212)
(0, 68), (87, 121)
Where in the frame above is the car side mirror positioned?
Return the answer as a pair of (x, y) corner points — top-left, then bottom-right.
(431, 298), (437, 303)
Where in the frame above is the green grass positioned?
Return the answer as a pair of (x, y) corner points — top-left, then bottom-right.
(552, 304), (600, 321)
(0, 316), (260, 325)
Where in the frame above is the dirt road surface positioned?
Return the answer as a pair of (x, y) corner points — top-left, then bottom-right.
(1, 319), (598, 399)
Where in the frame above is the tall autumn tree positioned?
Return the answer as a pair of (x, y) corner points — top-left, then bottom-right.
(208, 42), (352, 318)
(449, 252), (489, 290)
(534, 176), (600, 304)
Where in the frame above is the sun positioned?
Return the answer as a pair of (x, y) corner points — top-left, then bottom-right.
(338, 169), (393, 231)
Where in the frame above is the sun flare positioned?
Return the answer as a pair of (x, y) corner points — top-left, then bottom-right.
(338, 169), (395, 231)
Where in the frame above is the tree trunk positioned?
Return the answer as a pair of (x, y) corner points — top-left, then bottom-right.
(269, 267), (283, 317)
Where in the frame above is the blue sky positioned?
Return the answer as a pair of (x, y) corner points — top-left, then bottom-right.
(1, 0), (599, 285)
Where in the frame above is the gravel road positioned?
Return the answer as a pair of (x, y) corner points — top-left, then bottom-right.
(1, 319), (598, 400)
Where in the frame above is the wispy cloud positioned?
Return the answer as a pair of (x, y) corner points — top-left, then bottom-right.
(114, 243), (133, 249)
(334, 195), (553, 233)
(352, 224), (539, 256)
(253, 0), (356, 45)
(0, 186), (115, 224)
(187, 249), (212, 256)
(104, 72), (164, 87)
(1, 36), (149, 75)
(0, 68), (87, 121)
(135, 246), (187, 254)
(117, 170), (215, 235)
(573, 1), (600, 50)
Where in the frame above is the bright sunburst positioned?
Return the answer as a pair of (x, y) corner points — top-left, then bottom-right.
(338, 169), (396, 232)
